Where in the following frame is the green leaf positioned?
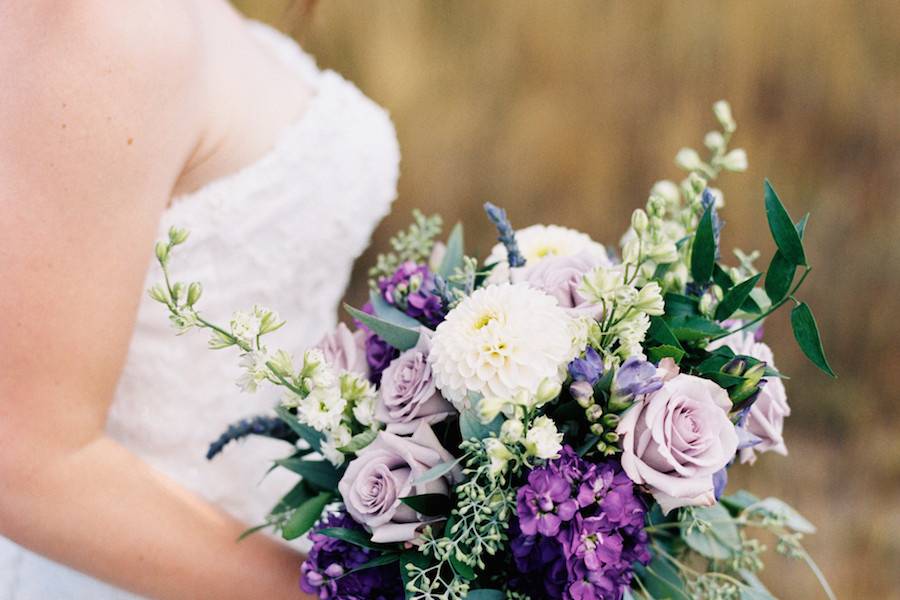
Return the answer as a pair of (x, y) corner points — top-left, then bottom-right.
(647, 344), (686, 364)
(465, 589), (505, 600)
(438, 222), (465, 278)
(715, 273), (763, 321)
(648, 316), (685, 350)
(274, 405), (324, 452)
(270, 480), (316, 515)
(690, 206), (716, 285)
(663, 293), (700, 318)
(790, 303), (836, 377)
(237, 522), (269, 541)
(764, 180), (806, 266)
(764, 250), (796, 304)
(341, 552), (402, 578)
(633, 555), (691, 600)
(282, 491), (332, 540)
(665, 316), (729, 342)
(318, 527), (397, 551)
(369, 290), (424, 330)
(337, 428), (378, 454)
(680, 503), (742, 560)
(713, 264), (735, 292)
(449, 553), (476, 581)
(400, 493), (451, 516)
(412, 456), (465, 485)
(345, 303), (420, 351)
(274, 458), (340, 491)
(738, 570), (777, 600)
(748, 497), (817, 534)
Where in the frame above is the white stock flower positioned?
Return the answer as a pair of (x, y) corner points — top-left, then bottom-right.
(297, 385), (346, 432)
(236, 349), (270, 393)
(634, 282), (665, 316)
(321, 425), (352, 467)
(352, 389), (378, 427)
(500, 419), (525, 444)
(614, 313), (651, 359)
(486, 224), (610, 283)
(428, 284), (580, 410)
(230, 310), (262, 345)
(579, 264), (629, 305)
(524, 416), (563, 459)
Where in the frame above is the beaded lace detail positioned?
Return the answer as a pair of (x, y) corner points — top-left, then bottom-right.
(0, 21), (399, 599)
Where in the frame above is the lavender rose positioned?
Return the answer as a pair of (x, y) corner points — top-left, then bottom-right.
(617, 368), (738, 514)
(314, 322), (369, 377)
(338, 421), (462, 543)
(514, 251), (607, 317)
(376, 336), (456, 434)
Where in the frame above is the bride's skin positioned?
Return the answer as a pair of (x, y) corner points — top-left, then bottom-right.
(0, 1), (319, 598)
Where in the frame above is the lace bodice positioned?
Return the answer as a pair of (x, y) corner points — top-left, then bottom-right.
(0, 21), (399, 599)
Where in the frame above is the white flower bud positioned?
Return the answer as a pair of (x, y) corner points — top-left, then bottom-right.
(651, 180), (680, 206)
(646, 240), (679, 265)
(535, 378), (562, 406)
(478, 395), (506, 424)
(524, 416), (563, 460)
(484, 438), (514, 478)
(500, 419), (524, 444)
(720, 149), (748, 172)
(675, 148), (704, 171)
(154, 241), (169, 264)
(634, 282), (665, 316)
(704, 131), (725, 152)
(713, 100), (736, 133)
(631, 208), (649, 234)
(148, 284), (168, 304)
(167, 226), (190, 246)
(187, 282), (202, 306)
(622, 238), (640, 265)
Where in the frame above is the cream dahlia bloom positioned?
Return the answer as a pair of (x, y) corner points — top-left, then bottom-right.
(428, 284), (582, 410)
(486, 224), (610, 283)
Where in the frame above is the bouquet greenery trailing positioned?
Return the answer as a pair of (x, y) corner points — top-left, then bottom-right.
(150, 101), (835, 600)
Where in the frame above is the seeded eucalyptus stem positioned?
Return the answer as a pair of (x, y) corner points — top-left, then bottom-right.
(708, 265), (812, 342)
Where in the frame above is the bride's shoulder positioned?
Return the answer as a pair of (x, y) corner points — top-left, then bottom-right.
(0, 0), (205, 187)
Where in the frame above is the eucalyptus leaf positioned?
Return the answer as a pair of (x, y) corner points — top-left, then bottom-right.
(715, 273), (763, 321)
(274, 405), (324, 452)
(764, 180), (806, 266)
(791, 302), (836, 377)
(412, 456), (465, 485)
(345, 303), (420, 350)
(282, 491), (332, 540)
(738, 570), (777, 600)
(720, 490), (762, 516)
(680, 503), (741, 560)
(341, 552), (402, 578)
(438, 222), (465, 278)
(633, 555), (691, 600)
(466, 590), (505, 600)
(337, 428), (378, 454)
(400, 493), (451, 516)
(749, 497), (817, 534)
(690, 206), (716, 285)
(274, 458), (340, 491)
(459, 395), (504, 440)
(369, 290), (424, 329)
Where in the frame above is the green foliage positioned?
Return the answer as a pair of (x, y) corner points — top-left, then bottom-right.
(690, 206), (717, 285)
(400, 493), (452, 517)
(438, 223), (465, 279)
(763, 180), (806, 266)
(715, 273), (763, 321)
(344, 303), (420, 350)
(318, 527), (397, 551)
(273, 458), (340, 491)
(369, 210), (444, 285)
(791, 302), (836, 377)
(274, 405), (324, 452)
(282, 491), (332, 540)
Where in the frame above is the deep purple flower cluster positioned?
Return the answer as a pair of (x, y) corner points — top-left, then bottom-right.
(512, 447), (651, 600)
(357, 302), (400, 384)
(300, 511), (404, 600)
(378, 261), (446, 328)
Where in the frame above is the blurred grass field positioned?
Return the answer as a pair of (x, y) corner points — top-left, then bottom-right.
(238, 2), (900, 597)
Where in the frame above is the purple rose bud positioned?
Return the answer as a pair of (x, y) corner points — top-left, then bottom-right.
(612, 356), (663, 401)
(568, 347), (604, 385)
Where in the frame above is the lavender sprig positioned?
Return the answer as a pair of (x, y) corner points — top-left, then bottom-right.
(206, 415), (298, 460)
(484, 202), (526, 268)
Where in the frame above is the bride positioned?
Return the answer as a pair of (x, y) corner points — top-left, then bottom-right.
(0, 1), (399, 598)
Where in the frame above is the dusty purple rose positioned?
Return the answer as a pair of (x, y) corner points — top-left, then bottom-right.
(376, 335), (456, 434)
(338, 421), (462, 543)
(314, 322), (369, 377)
(617, 370), (738, 514)
(514, 251), (607, 317)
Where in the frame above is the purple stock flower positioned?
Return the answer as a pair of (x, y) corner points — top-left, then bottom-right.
(569, 347), (604, 386)
(365, 333), (399, 384)
(378, 261), (445, 328)
(300, 510), (404, 600)
(517, 469), (579, 537)
(612, 357), (663, 401)
(511, 447), (651, 600)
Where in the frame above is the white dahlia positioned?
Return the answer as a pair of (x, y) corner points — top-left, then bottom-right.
(486, 224), (610, 283)
(428, 283), (582, 410)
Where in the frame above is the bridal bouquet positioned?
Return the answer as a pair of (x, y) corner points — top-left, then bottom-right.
(150, 102), (835, 600)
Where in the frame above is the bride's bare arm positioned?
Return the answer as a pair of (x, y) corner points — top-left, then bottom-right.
(0, 3), (308, 599)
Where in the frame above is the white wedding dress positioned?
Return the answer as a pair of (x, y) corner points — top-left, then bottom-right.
(0, 21), (399, 599)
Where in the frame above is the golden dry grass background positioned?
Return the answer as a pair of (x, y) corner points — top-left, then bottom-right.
(237, 2), (900, 597)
